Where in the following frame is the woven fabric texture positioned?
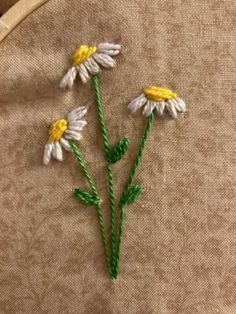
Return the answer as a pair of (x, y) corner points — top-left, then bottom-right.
(0, 0), (236, 313)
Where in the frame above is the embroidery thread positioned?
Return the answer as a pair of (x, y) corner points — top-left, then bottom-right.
(51, 43), (187, 279)
(43, 107), (87, 165)
(60, 43), (123, 278)
(60, 43), (121, 88)
(43, 107), (112, 277)
(128, 86), (186, 118)
(112, 87), (186, 277)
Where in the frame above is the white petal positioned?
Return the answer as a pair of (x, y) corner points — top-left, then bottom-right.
(68, 120), (87, 131)
(155, 102), (165, 116)
(43, 143), (53, 165)
(60, 137), (71, 151)
(84, 58), (100, 74)
(96, 49), (120, 56)
(67, 107), (87, 122)
(93, 53), (115, 68)
(77, 63), (90, 83)
(52, 142), (63, 161)
(69, 120), (87, 127)
(59, 67), (77, 89)
(97, 43), (121, 51)
(142, 100), (156, 117)
(166, 100), (178, 119)
(174, 98), (186, 112)
(128, 93), (147, 114)
(89, 57), (100, 70)
(64, 130), (82, 141)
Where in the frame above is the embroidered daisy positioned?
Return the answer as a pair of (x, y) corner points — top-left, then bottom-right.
(43, 107), (87, 165)
(128, 86), (186, 119)
(60, 43), (121, 88)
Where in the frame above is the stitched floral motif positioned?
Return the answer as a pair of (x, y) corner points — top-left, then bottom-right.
(60, 43), (121, 88)
(49, 43), (187, 279)
(43, 107), (87, 165)
(128, 86), (186, 118)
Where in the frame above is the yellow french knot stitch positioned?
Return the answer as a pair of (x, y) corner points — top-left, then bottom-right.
(144, 86), (177, 102)
(71, 45), (97, 67)
(49, 119), (68, 142)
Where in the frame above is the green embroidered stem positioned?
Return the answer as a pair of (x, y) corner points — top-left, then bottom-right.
(92, 74), (116, 276)
(92, 74), (110, 156)
(113, 112), (155, 278)
(69, 140), (112, 277)
(69, 140), (98, 196)
(107, 163), (116, 271)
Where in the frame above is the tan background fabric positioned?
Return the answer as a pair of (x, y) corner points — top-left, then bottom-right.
(0, 0), (236, 313)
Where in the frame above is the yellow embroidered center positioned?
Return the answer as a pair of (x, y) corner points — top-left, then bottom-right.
(144, 86), (177, 102)
(49, 119), (68, 142)
(71, 45), (97, 67)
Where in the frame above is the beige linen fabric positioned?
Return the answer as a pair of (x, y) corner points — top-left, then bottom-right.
(0, 0), (236, 313)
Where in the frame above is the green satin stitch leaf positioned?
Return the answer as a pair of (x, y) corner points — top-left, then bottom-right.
(107, 138), (130, 164)
(74, 188), (99, 206)
(121, 184), (144, 205)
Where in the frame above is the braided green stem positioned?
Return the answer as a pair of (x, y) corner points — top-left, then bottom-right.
(69, 140), (112, 277)
(113, 112), (154, 278)
(92, 74), (110, 156)
(92, 74), (116, 276)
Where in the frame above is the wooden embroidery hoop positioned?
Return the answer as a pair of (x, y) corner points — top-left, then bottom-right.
(0, 0), (49, 42)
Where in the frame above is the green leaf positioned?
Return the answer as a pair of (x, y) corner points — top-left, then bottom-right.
(74, 189), (99, 206)
(107, 138), (130, 164)
(121, 184), (144, 205)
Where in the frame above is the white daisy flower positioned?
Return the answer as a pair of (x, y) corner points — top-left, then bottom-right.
(60, 43), (121, 88)
(43, 107), (87, 165)
(128, 86), (186, 119)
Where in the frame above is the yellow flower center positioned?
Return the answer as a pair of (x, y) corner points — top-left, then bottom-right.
(49, 119), (68, 142)
(144, 86), (177, 102)
(71, 45), (97, 67)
